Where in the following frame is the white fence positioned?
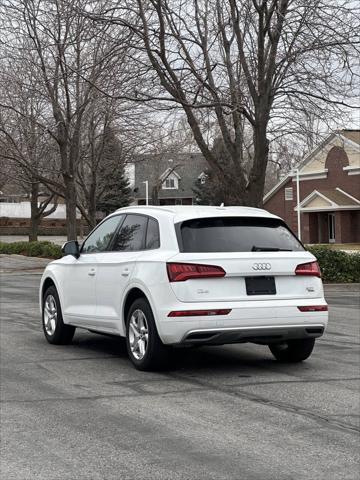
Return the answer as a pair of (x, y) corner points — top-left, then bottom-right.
(0, 202), (80, 219)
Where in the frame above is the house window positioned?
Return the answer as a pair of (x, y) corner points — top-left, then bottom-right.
(285, 187), (293, 201)
(165, 178), (175, 189)
(162, 173), (178, 190)
(198, 172), (207, 185)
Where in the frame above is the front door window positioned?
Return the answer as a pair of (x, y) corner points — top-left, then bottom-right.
(328, 213), (336, 243)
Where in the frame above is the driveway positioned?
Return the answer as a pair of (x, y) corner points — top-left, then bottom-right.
(0, 259), (359, 480)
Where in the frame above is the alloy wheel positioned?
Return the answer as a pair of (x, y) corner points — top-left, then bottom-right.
(44, 294), (57, 336)
(129, 309), (149, 360)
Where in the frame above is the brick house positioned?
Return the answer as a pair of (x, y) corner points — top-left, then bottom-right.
(263, 130), (360, 244)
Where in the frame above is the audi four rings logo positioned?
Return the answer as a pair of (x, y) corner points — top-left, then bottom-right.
(252, 263), (271, 271)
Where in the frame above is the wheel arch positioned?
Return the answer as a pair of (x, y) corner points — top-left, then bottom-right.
(40, 273), (63, 312)
(42, 277), (56, 300)
(122, 286), (153, 334)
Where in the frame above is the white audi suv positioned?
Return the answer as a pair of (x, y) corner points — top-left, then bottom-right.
(40, 206), (328, 370)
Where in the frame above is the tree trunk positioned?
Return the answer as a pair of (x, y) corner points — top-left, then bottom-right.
(79, 216), (84, 239)
(223, 172), (246, 205)
(29, 182), (39, 242)
(29, 216), (40, 242)
(87, 176), (97, 230)
(152, 185), (159, 206)
(246, 119), (270, 208)
(88, 194), (97, 230)
(64, 176), (77, 240)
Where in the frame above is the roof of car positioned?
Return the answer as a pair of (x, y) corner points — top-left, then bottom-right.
(114, 205), (280, 222)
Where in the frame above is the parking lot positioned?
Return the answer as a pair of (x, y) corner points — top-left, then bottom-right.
(0, 262), (359, 480)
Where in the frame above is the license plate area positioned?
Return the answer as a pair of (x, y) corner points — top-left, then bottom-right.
(245, 276), (276, 295)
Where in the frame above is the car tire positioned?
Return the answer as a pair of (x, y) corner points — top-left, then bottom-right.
(126, 297), (169, 371)
(269, 338), (315, 363)
(42, 285), (75, 345)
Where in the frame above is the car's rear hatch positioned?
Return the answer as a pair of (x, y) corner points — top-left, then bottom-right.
(168, 216), (323, 303)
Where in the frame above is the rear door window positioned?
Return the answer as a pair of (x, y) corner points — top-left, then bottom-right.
(177, 217), (304, 253)
(145, 217), (160, 249)
(112, 214), (147, 251)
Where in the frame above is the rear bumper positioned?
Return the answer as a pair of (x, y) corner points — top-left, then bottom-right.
(181, 324), (325, 345)
(154, 298), (328, 344)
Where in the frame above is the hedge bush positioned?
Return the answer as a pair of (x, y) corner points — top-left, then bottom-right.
(307, 245), (360, 283)
(0, 241), (61, 259)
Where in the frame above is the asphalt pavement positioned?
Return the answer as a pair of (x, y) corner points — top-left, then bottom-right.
(0, 258), (359, 480)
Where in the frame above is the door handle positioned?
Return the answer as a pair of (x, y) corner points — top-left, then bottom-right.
(121, 268), (130, 277)
(88, 268), (96, 277)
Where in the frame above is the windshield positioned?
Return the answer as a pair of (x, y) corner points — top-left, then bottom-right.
(177, 217), (304, 253)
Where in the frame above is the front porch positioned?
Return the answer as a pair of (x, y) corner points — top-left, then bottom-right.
(295, 188), (360, 244)
(302, 210), (360, 244)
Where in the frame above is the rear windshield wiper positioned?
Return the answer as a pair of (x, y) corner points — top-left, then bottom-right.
(251, 246), (292, 252)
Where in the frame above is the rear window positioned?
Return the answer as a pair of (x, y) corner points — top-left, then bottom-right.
(177, 217), (304, 253)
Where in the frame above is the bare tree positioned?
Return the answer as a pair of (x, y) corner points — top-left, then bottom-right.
(0, 66), (59, 240)
(97, 0), (359, 206)
(1, 0), (137, 239)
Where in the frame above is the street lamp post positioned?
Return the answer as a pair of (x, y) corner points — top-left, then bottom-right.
(294, 169), (301, 240)
(143, 181), (149, 206)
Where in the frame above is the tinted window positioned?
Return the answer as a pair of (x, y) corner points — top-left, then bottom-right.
(146, 218), (160, 249)
(112, 214), (147, 251)
(82, 215), (122, 253)
(178, 217), (304, 253)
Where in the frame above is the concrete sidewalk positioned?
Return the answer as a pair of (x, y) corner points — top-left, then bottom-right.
(0, 235), (67, 245)
(0, 235), (85, 245)
(0, 254), (51, 273)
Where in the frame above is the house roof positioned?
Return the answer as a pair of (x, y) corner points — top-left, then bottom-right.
(295, 188), (360, 212)
(317, 189), (359, 206)
(342, 130), (360, 145)
(264, 129), (360, 203)
(159, 167), (181, 181)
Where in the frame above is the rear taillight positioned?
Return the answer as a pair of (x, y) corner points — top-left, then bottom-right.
(168, 309), (231, 317)
(295, 261), (321, 277)
(167, 262), (226, 282)
(298, 305), (328, 312)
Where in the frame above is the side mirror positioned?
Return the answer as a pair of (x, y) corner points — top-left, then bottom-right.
(61, 240), (80, 259)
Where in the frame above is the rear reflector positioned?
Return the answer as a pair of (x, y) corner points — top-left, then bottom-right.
(295, 261), (321, 277)
(167, 262), (226, 282)
(168, 309), (231, 317)
(297, 305), (328, 312)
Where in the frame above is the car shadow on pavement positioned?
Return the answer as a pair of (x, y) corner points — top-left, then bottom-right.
(63, 330), (310, 375)
(32, 323), (318, 377)
(70, 331), (128, 358)
(169, 345), (286, 373)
